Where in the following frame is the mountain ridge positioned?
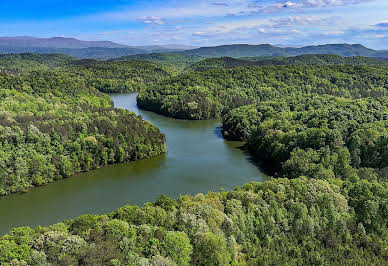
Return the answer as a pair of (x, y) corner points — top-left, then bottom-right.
(0, 36), (130, 49)
(0, 37), (387, 59)
(180, 43), (388, 58)
(0, 36), (197, 51)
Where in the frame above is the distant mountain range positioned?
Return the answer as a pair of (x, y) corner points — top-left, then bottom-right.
(139, 44), (199, 50)
(180, 44), (388, 58)
(0, 36), (198, 53)
(0, 37), (387, 59)
(0, 36), (130, 49)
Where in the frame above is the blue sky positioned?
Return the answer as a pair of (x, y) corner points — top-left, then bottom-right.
(1, 0), (387, 49)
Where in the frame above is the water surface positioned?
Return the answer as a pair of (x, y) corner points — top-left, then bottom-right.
(0, 93), (265, 235)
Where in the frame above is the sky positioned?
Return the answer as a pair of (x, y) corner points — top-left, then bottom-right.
(0, 0), (387, 49)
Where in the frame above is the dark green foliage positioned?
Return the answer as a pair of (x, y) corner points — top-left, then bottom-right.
(114, 53), (204, 70)
(225, 96), (388, 181)
(187, 56), (257, 72)
(188, 54), (388, 72)
(0, 53), (75, 73)
(0, 71), (166, 195)
(138, 65), (387, 119)
(0, 53), (176, 93)
(66, 59), (177, 93)
(138, 64), (387, 182)
(244, 54), (388, 66)
(1, 178), (387, 265)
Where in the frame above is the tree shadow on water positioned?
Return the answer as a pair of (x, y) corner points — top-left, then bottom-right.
(234, 144), (278, 179)
(213, 125), (277, 179)
(213, 126), (225, 139)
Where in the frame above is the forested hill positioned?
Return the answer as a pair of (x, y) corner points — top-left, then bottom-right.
(0, 71), (166, 195)
(181, 44), (388, 58)
(67, 59), (177, 93)
(138, 65), (387, 182)
(0, 53), (176, 93)
(188, 54), (388, 71)
(186, 57), (256, 72)
(113, 53), (204, 70)
(246, 54), (388, 65)
(0, 53), (76, 72)
(138, 65), (388, 120)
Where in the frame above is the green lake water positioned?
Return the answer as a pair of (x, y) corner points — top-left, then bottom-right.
(0, 93), (265, 235)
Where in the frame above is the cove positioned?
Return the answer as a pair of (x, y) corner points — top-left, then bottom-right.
(0, 93), (265, 235)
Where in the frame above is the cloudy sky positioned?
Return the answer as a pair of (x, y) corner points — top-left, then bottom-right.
(1, 0), (387, 48)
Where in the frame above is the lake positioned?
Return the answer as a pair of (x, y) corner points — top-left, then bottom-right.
(0, 93), (265, 235)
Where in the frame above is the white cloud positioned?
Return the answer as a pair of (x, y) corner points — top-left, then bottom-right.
(99, 2), (251, 22)
(375, 20), (388, 27)
(269, 16), (338, 28)
(12, 0), (384, 49)
(321, 30), (345, 35)
(138, 16), (165, 25)
(198, 15), (339, 35)
(211, 2), (230, 7)
(246, 0), (370, 14)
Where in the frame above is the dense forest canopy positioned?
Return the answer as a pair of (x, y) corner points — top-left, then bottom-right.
(0, 53), (75, 72)
(1, 178), (387, 265)
(0, 53), (176, 93)
(223, 95), (388, 180)
(113, 53), (204, 70)
(138, 65), (388, 182)
(66, 59), (177, 93)
(1, 53), (387, 94)
(188, 54), (388, 72)
(0, 70), (166, 195)
(138, 65), (388, 119)
(243, 54), (388, 65)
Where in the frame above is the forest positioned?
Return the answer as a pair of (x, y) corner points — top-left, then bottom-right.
(1, 178), (387, 265)
(0, 53), (176, 93)
(0, 70), (166, 195)
(138, 65), (387, 180)
(188, 54), (388, 72)
(0, 52), (387, 265)
(113, 53), (204, 71)
(137, 65), (387, 119)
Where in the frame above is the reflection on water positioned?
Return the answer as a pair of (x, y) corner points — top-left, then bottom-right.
(0, 93), (265, 235)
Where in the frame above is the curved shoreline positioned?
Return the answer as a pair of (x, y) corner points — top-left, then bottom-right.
(0, 93), (265, 235)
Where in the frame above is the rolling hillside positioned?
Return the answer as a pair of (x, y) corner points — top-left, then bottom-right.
(114, 53), (204, 69)
(187, 54), (388, 71)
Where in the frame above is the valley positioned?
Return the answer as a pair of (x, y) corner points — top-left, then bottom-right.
(0, 49), (386, 265)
